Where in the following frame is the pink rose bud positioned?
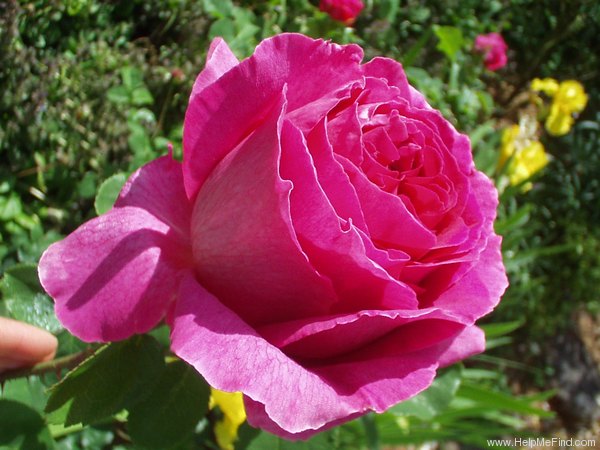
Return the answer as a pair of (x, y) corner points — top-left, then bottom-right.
(319, 0), (364, 24)
(474, 32), (508, 71)
(40, 34), (507, 439)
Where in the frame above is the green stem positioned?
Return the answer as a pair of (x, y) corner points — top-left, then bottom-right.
(361, 413), (380, 450)
(0, 346), (98, 384)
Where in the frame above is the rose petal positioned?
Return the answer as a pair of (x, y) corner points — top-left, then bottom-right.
(245, 319), (478, 440)
(170, 275), (357, 435)
(116, 154), (193, 244)
(257, 307), (466, 360)
(243, 398), (363, 441)
(39, 207), (190, 342)
(170, 275), (455, 438)
(189, 37), (240, 102)
(307, 118), (369, 231)
(280, 119), (417, 312)
(190, 93), (337, 326)
(437, 325), (485, 367)
(433, 233), (507, 321)
(183, 33), (364, 198)
(339, 156), (436, 256)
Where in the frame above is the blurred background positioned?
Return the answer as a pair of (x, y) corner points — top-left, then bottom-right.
(1, 0), (599, 448)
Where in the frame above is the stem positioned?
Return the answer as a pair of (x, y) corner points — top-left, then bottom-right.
(0, 346), (98, 384)
(361, 414), (380, 450)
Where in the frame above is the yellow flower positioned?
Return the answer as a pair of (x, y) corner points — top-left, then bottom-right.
(507, 141), (549, 188)
(210, 389), (247, 450)
(545, 102), (574, 136)
(531, 78), (559, 96)
(499, 124), (520, 169)
(545, 80), (588, 136)
(499, 116), (549, 189)
(554, 80), (588, 112)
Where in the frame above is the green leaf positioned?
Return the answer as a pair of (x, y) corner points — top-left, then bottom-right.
(93, 173), (127, 216)
(456, 383), (553, 418)
(1, 377), (48, 413)
(0, 192), (23, 221)
(121, 66), (144, 90)
(480, 320), (524, 339)
(202, 0), (234, 19)
(127, 360), (210, 449)
(0, 400), (55, 450)
(246, 431), (331, 450)
(0, 263), (62, 333)
(433, 25), (464, 61)
(388, 366), (462, 420)
(209, 18), (236, 42)
(106, 85), (130, 104)
(77, 172), (97, 199)
(131, 87), (154, 106)
(45, 335), (165, 426)
(377, 0), (400, 22)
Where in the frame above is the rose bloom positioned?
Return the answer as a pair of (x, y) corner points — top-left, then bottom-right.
(474, 32), (508, 71)
(39, 34), (507, 439)
(319, 0), (364, 24)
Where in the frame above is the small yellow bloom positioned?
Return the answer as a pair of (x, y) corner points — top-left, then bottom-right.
(507, 141), (549, 187)
(541, 79), (588, 136)
(554, 80), (588, 113)
(531, 78), (559, 96)
(210, 389), (247, 450)
(545, 101), (574, 136)
(498, 116), (549, 189)
(498, 124), (520, 169)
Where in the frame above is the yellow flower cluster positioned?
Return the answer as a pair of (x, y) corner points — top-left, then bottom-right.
(531, 78), (588, 136)
(209, 389), (247, 450)
(499, 115), (549, 189)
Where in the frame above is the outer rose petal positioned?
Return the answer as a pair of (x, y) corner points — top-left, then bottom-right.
(239, 326), (485, 440)
(171, 275), (457, 439)
(39, 156), (192, 342)
(189, 37), (239, 102)
(244, 399), (364, 441)
(170, 275), (358, 435)
(39, 207), (189, 342)
(257, 307), (468, 360)
(183, 33), (363, 198)
(190, 93), (337, 326)
(116, 154), (193, 243)
(433, 234), (507, 321)
(246, 318), (474, 440)
(437, 325), (485, 367)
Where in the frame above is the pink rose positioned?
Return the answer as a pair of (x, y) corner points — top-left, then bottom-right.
(474, 32), (508, 71)
(39, 34), (507, 439)
(319, 0), (364, 24)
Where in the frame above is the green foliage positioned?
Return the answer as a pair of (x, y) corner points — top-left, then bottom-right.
(94, 173), (127, 215)
(0, 400), (55, 450)
(127, 360), (210, 449)
(378, 366), (553, 448)
(433, 25), (465, 62)
(389, 367), (462, 420)
(0, 263), (61, 333)
(45, 336), (165, 426)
